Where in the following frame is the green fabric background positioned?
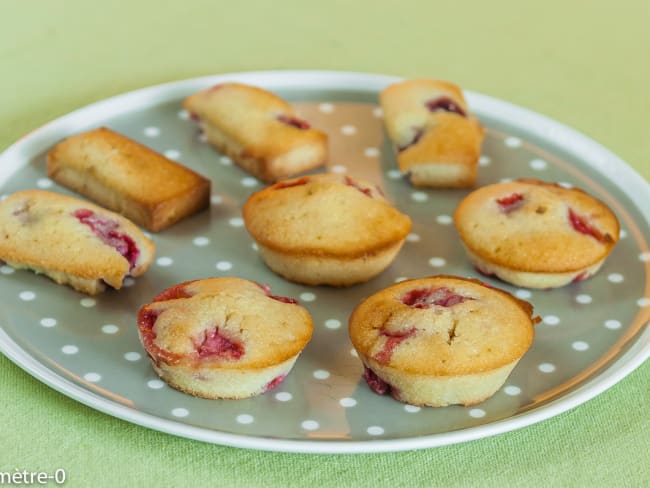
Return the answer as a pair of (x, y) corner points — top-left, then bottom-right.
(1, 0), (648, 486)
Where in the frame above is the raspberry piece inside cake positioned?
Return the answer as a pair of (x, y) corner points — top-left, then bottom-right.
(273, 177), (310, 190)
(496, 193), (525, 213)
(74, 209), (140, 270)
(195, 327), (244, 359)
(363, 366), (393, 395)
(343, 176), (373, 197)
(402, 287), (472, 309)
(256, 282), (299, 304)
(276, 114), (311, 130)
(263, 374), (287, 392)
(425, 97), (467, 117)
(568, 208), (612, 243)
(374, 327), (416, 364)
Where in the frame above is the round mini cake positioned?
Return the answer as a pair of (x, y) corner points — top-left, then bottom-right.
(454, 179), (620, 289)
(242, 174), (412, 286)
(348, 275), (539, 407)
(137, 277), (313, 399)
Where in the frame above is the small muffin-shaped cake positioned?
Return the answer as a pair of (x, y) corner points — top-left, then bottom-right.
(380, 79), (484, 188)
(0, 190), (155, 295)
(48, 127), (211, 232)
(349, 276), (539, 407)
(454, 179), (620, 289)
(137, 277), (313, 399)
(183, 82), (328, 183)
(243, 174), (412, 286)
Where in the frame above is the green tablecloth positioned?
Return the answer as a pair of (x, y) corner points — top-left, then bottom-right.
(1, 1), (648, 486)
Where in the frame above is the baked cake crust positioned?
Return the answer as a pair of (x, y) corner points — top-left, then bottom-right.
(349, 275), (538, 407)
(454, 179), (620, 287)
(380, 79), (484, 188)
(0, 189), (155, 294)
(183, 82), (328, 183)
(137, 277), (313, 399)
(47, 127), (211, 232)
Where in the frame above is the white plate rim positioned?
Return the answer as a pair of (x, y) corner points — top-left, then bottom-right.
(0, 70), (649, 454)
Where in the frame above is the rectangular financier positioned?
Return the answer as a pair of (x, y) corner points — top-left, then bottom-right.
(47, 127), (211, 232)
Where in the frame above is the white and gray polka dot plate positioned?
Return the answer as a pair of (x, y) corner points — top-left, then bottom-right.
(0, 71), (648, 453)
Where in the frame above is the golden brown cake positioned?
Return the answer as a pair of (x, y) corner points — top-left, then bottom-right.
(47, 127), (211, 232)
(242, 174), (412, 286)
(0, 189), (155, 294)
(137, 277), (313, 399)
(349, 275), (539, 407)
(453, 179), (620, 288)
(380, 79), (484, 188)
(183, 82), (328, 183)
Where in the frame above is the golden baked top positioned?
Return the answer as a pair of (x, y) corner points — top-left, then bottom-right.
(349, 276), (538, 376)
(0, 189), (155, 289)
(454, 179), (620, 273)
(242, 174), (412, 258)
(137, 277), (313, 369)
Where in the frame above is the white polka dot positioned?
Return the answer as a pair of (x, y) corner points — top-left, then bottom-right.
(325, 319), (341, 330)
(61, 345), (78, 355)
(504, 136), (522, 147)
(301, 420), (319, 431)
(318, 103), (334, 113)
(558, 181), (574, 189)
(341, 125), (357, 136)
(514, 289), (532, 300)
(156, 257), (173, 267)
(538, 363), (556, 373)
(80, 298), (96, 308)
(0, 265), (15, 274)
(394, 276), (408, 283)
(236, 414), (254, 424)
(228, 217), (244, 227)
(275, 392), (292, 402)
(543, 315), (560, 326)
(639, 252), (650, 262)
(172, 408), (189, 418)
(367, 426), (384, 436)
(313, 369), (330, 380)
(124, 352), (142, 361)
(499, 177), (514, 183)
(193, 236), (210, 246)
(122, 277), (135, 287)
(144, 127), (160, 137)
(300, 292), (316, 302)
(84, 372), (101, 382)
(19, 291), (36, 301)
(436, 215), (452, 225)
(387, 169), (402, 180)
(215, 261), (233, 271)
(178, 109), (189, 120)
(350, 348), (358, 358)
(607, 273), (624, 283)
(469, 408), (486, 418)
(604, 319), (622, 330)
(504, 385), (521, 396)
(101, 324), (119, 334)
(147, 379), (165, 389)
(241, 177), (259, 187)
(339, 397), (357, 408)
(572, 341), (590, 351)
(637, 297), (650, 307)
(372, 107), (383, 118)
(211, 195), (223, 205)
(479, 155), (491, 167)
(529, 159), (548, 170)
(428, 257), (446, 267)
(164, 149), (181, 160)
(411, 191), (428, 202)
(406, 233), (421, 243)
(220, 156), (233, 166)
(330, 165), (347, 174)
(364, 147), (380, 157)
(251, 242), (259, 251)
(576, 294), (592, 304)
(619, 229), (627, 239)
(404, 405), (421, 413)
(40, 318), (57, 328)
(36, 178), (53, 188)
